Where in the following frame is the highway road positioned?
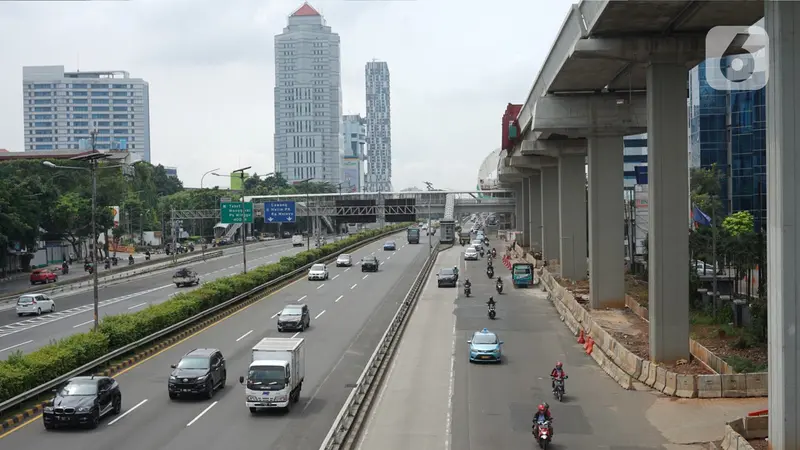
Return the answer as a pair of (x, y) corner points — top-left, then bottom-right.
(357, 245), (672, 450)
(0, 231), (434, 450)
(0, 238), (339, 356)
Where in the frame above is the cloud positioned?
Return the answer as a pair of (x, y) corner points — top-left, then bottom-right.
(0, 0), (575, 190)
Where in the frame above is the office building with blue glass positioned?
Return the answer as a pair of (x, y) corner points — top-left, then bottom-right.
(624, 133), (648, 192)
(689, 58), (766, 231)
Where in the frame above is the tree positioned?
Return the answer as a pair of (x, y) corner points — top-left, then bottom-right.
(690, 164), (725, 219)
(722, 211), (755, 237)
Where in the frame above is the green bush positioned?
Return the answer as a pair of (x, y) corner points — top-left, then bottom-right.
(0, 223), (408, 404)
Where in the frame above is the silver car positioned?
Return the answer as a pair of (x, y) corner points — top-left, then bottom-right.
(308, 263), (329, 280)
(336, 253), (353, 267)
(464, 247), (479, 260)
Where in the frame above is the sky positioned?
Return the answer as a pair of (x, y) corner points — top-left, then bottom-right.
(0, 0), (574, 191)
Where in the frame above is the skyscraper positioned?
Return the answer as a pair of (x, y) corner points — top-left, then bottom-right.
(342, 114), (366, 192)
(22, 65), (151, 162)
(273, 3), (343, 184)
(365, 60), (392, 192)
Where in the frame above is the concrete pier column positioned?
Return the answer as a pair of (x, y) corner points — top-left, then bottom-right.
(540, 166), (560, 262)
(521, 176), (532, 247)
(766, 2), (800, 447)
(528, 171), (542, 252)
(558, 155), (588, 280)
(512, 182), (523, 230)
(646, 62), (689, 363)
(588, 136), (625, 308)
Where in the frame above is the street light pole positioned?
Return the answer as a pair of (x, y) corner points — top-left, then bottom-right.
(232, 166), (252, 273)
(297, 178), (314, 249)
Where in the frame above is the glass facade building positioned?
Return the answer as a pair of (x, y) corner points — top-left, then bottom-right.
(689, 58), (766, 231)
(623, 133), (648, 193)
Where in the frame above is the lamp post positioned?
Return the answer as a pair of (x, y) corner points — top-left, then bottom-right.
(424, 181), (434, 254)
(200, 167), (221, 189)
(43, 151), (124, 331)
(232, 167), (251, 273)
(297, 178), (314, 249)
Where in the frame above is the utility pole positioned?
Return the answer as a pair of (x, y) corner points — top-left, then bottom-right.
(171, 207), (178, 264)
(711, 196), (718, 317)
(232, 166), (251, 274)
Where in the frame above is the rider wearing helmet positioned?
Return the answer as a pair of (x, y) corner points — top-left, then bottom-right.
(486, 296), (496, 307)
(464, 279), (472, 289)
(551, 361), (567, 392)
(532, 403), (553, 435)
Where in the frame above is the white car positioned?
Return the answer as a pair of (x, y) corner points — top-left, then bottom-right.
(308, 263), (329, 280)
(464, 247), (479, 261)
(471, 239), (484, 252)
(336, 254), (353, 267)
(16, 294), (56, 316)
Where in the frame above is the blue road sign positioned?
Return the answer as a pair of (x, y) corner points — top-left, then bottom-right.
(264, 201), (296, 223)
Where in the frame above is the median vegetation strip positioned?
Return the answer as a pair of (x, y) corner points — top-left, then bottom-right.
(0, 224), (408, 407)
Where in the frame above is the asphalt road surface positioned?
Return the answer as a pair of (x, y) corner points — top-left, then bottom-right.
(0, 232), (434, 450)
(0, 238), (343, 356)
(357, 244), (672, 450)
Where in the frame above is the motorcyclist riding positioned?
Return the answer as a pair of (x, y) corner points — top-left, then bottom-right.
(491, 247), (497, 258)
(551, 361), (567, 393)
(128, 254), (134, 265)
(486, 296), (496, 309)
(532, 403), (554, 436)
(487, 257), (493, 268)
(464, 279), (472, 289)
(453, 266), (459, 278)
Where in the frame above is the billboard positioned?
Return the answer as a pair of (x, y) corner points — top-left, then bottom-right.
(109, 206), (120, 228)
(230, 172), (250, 191)
(341, 159), (360, 192)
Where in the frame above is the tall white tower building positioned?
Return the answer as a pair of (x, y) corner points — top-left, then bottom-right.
(364, 60), (392, 192)
(273, 3), (343, 184)
(22, 65), (151, 162)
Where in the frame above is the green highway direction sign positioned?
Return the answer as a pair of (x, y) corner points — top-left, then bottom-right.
(220, 202), (254, 223)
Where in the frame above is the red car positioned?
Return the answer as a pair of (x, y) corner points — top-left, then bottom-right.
(30, 268), (58, 285)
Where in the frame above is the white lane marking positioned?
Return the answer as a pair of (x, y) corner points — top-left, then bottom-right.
(317, 283), (325, 290)
(297, 295), (307, 302)
(392, 252), (396, 256)
(335, 295), (343, 303)
(446, 314), (456, 450)
(108, 399), (148, 426)
(371, 251), (375, 255)
(350, 284), (357, 290)
(73, 319), (94, 328)
(0, 284), (172, 338)
(314, 310), (326, 320)
(345, 267), (351, 272)
(291, 332), (301, 339)
(0, 340), (33, 353)
(236, 330), (253, 342)
(362, 274), (369, 280)
(271, 311), (281, 319)
(387, 256), (391, 260)
(380, 262), (385, 265)
(332, 274), (340, 280)
(186, 401), (218, 427)
(127, 302), (147, 310)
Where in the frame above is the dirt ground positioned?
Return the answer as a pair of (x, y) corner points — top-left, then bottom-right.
(691, 324), (768, 372)
(748, 438), (768, 450)
(626, 275), (649, 305)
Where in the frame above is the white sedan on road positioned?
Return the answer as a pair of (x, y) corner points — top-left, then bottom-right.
(308, 263), (329, 281)
(464, 247), (479, 261)
(16, 294), (56, 316)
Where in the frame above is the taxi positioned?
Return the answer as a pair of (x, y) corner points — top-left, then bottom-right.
(467, 328), (503, 363)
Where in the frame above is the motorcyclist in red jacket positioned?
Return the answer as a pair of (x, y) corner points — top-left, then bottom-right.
(532, 403), (553, 436)
(550, 361), (566, 393)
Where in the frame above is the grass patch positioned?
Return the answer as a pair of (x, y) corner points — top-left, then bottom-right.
(724, 355), (768, 373)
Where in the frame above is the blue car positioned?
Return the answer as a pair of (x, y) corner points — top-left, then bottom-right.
(468, 328), (503, 363)
(383, 240), (397, 251)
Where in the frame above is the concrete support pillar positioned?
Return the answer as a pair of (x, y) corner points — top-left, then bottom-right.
(646, 62), (690, 363)
(521, 176), (532, 247)
(558, 155), (588, 280)
(513, 182), (523, 231)
(766, 2), (800, 447)
(540, 166), (560, 262)
(528, 171), (542, 252)
(588, 136), (625, 308)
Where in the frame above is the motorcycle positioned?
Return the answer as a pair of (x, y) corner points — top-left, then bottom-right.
(83, 262), (91, 272)
(464, 284), (471, 297)
(491, 249), (497, 258)
(487, 258), (493, 268)
(61, 263), (69, 275)
(488, 304), (496, 319)
(128, 256), (134, 266)
(145, 251), (151, 261)
(533, 420), (553, 449)
(104, 260), (111, 270)
(486, 267), (494, 279)
(552, 376), (568, 402)
(496, 280), (503, 294)
(479, 249), (485, 258)
(87, 265), (94, 275)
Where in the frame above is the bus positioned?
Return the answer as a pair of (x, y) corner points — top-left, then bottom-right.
(347, 224), (359, 235)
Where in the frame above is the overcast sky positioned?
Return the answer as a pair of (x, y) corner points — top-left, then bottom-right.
(0, 0), (573, 190)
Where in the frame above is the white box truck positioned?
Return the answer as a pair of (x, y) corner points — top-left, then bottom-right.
(291, 234), (304, 247)
(239, 337), (305, 413)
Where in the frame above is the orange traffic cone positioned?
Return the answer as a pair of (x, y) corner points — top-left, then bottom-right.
(577, 329), (585, 344)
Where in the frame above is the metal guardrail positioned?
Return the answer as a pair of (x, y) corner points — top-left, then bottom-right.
(318, 241), (450, 450)
(0, 250), (229, 302)
(0, 227), (407, 417)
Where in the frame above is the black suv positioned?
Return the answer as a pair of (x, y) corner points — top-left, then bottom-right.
(43, 376), (122, 429)
(277, 304), (311, 332)
(361, 256), (379, 272)
(437, 268), (458, 287)
(169, 348), (226, 399)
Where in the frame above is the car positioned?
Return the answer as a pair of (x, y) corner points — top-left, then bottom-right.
(30, 268), (58, 285)
(16, 293), (55, 316)
(168, 348), (227, 399)
(471, 239), (484, 252)
(277, 304), (311, 332)
(336, 253), (353, 267)
(173, 267), (200, 287)
(308, 263), (329, 280)
(383, 240), (397, 251)
(464, 246), (479, 261)
(468, 328), (503, 363)
(436, 268), (458, 287)
(361, 256), (379, 272)
(43, 376), (122, 429)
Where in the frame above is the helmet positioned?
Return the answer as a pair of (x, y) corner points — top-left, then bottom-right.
(537, 404), (545, 412)
(542, 402), (550, 410)
(555, 361), (563, 369)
